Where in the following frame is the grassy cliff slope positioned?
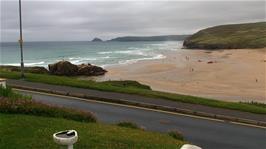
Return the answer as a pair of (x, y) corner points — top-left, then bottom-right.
(183, 22), (266, 49)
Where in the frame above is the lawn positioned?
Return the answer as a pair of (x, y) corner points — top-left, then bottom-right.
(0, 113), (184, 149)
(0, 88), (184, 148)
(1, 69), (266, 114)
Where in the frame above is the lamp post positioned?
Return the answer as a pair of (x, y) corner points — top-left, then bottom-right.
(18, 0), (25, 78)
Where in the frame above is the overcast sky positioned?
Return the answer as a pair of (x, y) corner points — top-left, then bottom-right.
(1, 0), (265, 42)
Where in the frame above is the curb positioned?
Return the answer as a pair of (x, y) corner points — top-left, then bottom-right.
(10, 84), (266, 128)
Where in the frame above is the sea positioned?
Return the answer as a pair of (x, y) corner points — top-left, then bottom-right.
(0, 41), (183, 68)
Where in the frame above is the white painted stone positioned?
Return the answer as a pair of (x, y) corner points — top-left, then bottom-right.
(181, 144), (202, 149)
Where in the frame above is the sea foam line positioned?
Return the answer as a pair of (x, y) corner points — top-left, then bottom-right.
(102, 54), (166, 68)
(2, 61), (45, 66)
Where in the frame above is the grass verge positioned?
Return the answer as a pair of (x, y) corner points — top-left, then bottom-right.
(0, 87), (96, 122)
(0, 86), (31, 100)
(0, 113), (184, 149)
(116, 121), (142, 130)
(1, 69), (266, 114)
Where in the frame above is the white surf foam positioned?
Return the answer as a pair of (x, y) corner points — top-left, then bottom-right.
(118, 54), (166, 65)
(3, 61), (45, 66)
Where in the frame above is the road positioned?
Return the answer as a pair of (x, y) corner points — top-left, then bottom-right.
(17, 89), (266, 149)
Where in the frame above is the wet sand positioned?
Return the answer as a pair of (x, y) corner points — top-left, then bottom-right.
(96, 48), (266, 103)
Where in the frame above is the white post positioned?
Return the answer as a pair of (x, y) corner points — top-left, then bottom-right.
(0, 79), (6, 88)
(67, 145), (73, 149)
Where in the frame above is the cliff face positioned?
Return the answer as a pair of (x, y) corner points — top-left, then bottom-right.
(183, 22), (266, 49)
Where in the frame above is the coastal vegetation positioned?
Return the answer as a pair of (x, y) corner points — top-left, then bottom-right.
(1, 69), (266, 114)
(183, 22), (266, 49)
(0, 88), (184, 149)
(0, 65), (49, 74)
(0, 87), (96, 122)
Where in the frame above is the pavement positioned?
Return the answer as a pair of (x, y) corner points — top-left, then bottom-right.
(17, 89), (266, 149)
(7, 79), (266, 124)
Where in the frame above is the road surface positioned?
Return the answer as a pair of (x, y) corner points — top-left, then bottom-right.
(17, 89), (266, 149)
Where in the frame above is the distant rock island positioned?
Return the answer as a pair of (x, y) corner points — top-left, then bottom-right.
(91, 38), (103, 42)
(109, 35), (189, 42)
(183, 22), (266, 49)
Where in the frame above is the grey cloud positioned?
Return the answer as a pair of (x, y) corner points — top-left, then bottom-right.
(1, 1), (265, 41)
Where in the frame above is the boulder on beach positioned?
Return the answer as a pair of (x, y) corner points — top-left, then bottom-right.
(48, 61), (78, 76)
(48, 61), (107, 76)
(78, 63), (107, 76)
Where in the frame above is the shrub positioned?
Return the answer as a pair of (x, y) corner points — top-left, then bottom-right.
(0, 86), (31, 100)
(168, 130), (185, 141)
(116, 121), (141, 129)
(0, 98), (97, 123)
(240, 101), (266, 108)
(102, 80), (151, 90)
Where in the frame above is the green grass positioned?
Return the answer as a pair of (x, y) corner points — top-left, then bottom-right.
(0, 113), (184, 149)
(183, 22), (266, 49)
(1, 69), (266, 114)
(0, 86), (31, 100)
(116, 121), (142, 129)
(168, 130), (185, 141)
(240, 101), (266, 108)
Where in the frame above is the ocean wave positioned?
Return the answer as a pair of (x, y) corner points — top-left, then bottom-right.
(118, 54), (166, 65)
(68, 56), (112, 65)
(98, 48), (152, 56)
(100, 54), (166, 68)
(127, 47), (151, 51)
(115, 50), (149, 56)
(68, 57), (97, 61)
(98, 51), (113, 54)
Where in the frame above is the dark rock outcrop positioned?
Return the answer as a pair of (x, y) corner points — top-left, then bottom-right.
(48, 61), (107, 76)
(48, 61), (78, 76)
(77, 63), (107, 76)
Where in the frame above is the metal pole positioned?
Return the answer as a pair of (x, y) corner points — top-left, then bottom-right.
(19, 0), (25, 78)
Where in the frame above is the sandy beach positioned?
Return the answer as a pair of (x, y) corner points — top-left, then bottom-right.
(96, 48), (266, 103)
